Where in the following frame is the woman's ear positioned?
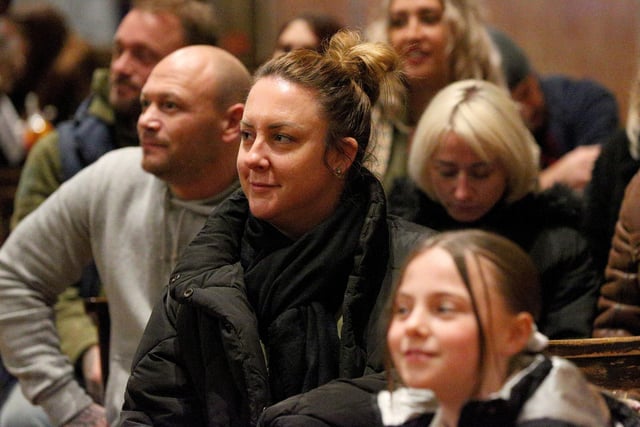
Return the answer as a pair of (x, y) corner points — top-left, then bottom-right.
(221, 103), (245, 144)
(502, 312), (534, 357)
(333, 136), (358, 172)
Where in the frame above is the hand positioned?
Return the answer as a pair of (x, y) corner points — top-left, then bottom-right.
(539, 144), (602, 191)
(62, 403), (107, 427)
(82, 345), (104, 404)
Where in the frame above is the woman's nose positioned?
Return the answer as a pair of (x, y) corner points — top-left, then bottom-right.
(454, 174), (473, 200)
(405, 16), (425, 40)
(244, 139), (269, 170)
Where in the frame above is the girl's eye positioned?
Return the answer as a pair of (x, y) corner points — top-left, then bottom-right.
(435, 302), (456, 314)
(393, 302), (411, 318)
(140, 99), (150, 110)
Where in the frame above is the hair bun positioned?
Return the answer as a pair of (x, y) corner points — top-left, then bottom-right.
(325, 30), (403, 107)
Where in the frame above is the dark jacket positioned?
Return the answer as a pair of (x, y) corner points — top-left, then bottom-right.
(593, 169), (640, 337)
(536, 75), (619, 165)
(259, 356), (640, 427)
(388, 178), (599, 338)
(120, 178), (431, 427)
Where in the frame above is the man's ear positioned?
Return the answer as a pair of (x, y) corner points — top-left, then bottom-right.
(221, 103), (244, 144)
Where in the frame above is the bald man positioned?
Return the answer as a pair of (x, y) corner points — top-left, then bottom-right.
(0, 45), (251, 427)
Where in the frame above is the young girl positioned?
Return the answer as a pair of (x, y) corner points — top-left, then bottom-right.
(381, 229), (639, 426)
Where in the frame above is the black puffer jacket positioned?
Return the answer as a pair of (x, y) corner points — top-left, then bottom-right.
(120, 179), (430, 427)
(388, 178), (599, 338)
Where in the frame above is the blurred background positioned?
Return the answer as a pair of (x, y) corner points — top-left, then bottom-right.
(7, 0), (639, 123)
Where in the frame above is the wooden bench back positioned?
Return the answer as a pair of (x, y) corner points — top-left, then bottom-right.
(546, 337), (640, 392)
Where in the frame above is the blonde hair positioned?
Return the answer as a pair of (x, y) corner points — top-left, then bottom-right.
(368, 0), (504, 85)
(408, 79), (539, 204)
(255, 29), (403, 177)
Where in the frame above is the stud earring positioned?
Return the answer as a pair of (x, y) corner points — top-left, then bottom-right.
(334, 167), (343, 178)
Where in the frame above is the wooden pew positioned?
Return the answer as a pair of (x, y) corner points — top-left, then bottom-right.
(547, 336), (640, 393)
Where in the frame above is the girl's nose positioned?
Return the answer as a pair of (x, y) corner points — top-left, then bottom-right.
(404, 308), (430, 337)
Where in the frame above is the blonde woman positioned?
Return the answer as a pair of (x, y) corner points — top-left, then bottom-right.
(389, 79), (599, 339)
(367, 0), (504, 189)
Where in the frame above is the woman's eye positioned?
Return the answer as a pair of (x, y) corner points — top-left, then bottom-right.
(419, 11), (442, 25)
(274, 134), (293, 144)
(437, 168), (458, 178)
(469, 166), (492, 180)
(388, 15), (407, 29)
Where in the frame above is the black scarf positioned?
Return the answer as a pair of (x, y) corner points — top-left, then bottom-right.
(242, 185), (366, 402)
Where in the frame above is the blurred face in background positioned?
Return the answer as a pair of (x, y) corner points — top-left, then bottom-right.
(109, 9), (185, 118)
(273, 19), (319, 58)
(510, 75), (546, 132)
(0, 17), (27, 93)
(387, 0), (450, 87)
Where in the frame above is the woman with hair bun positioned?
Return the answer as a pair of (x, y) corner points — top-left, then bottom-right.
(120, 30), (430, 426)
